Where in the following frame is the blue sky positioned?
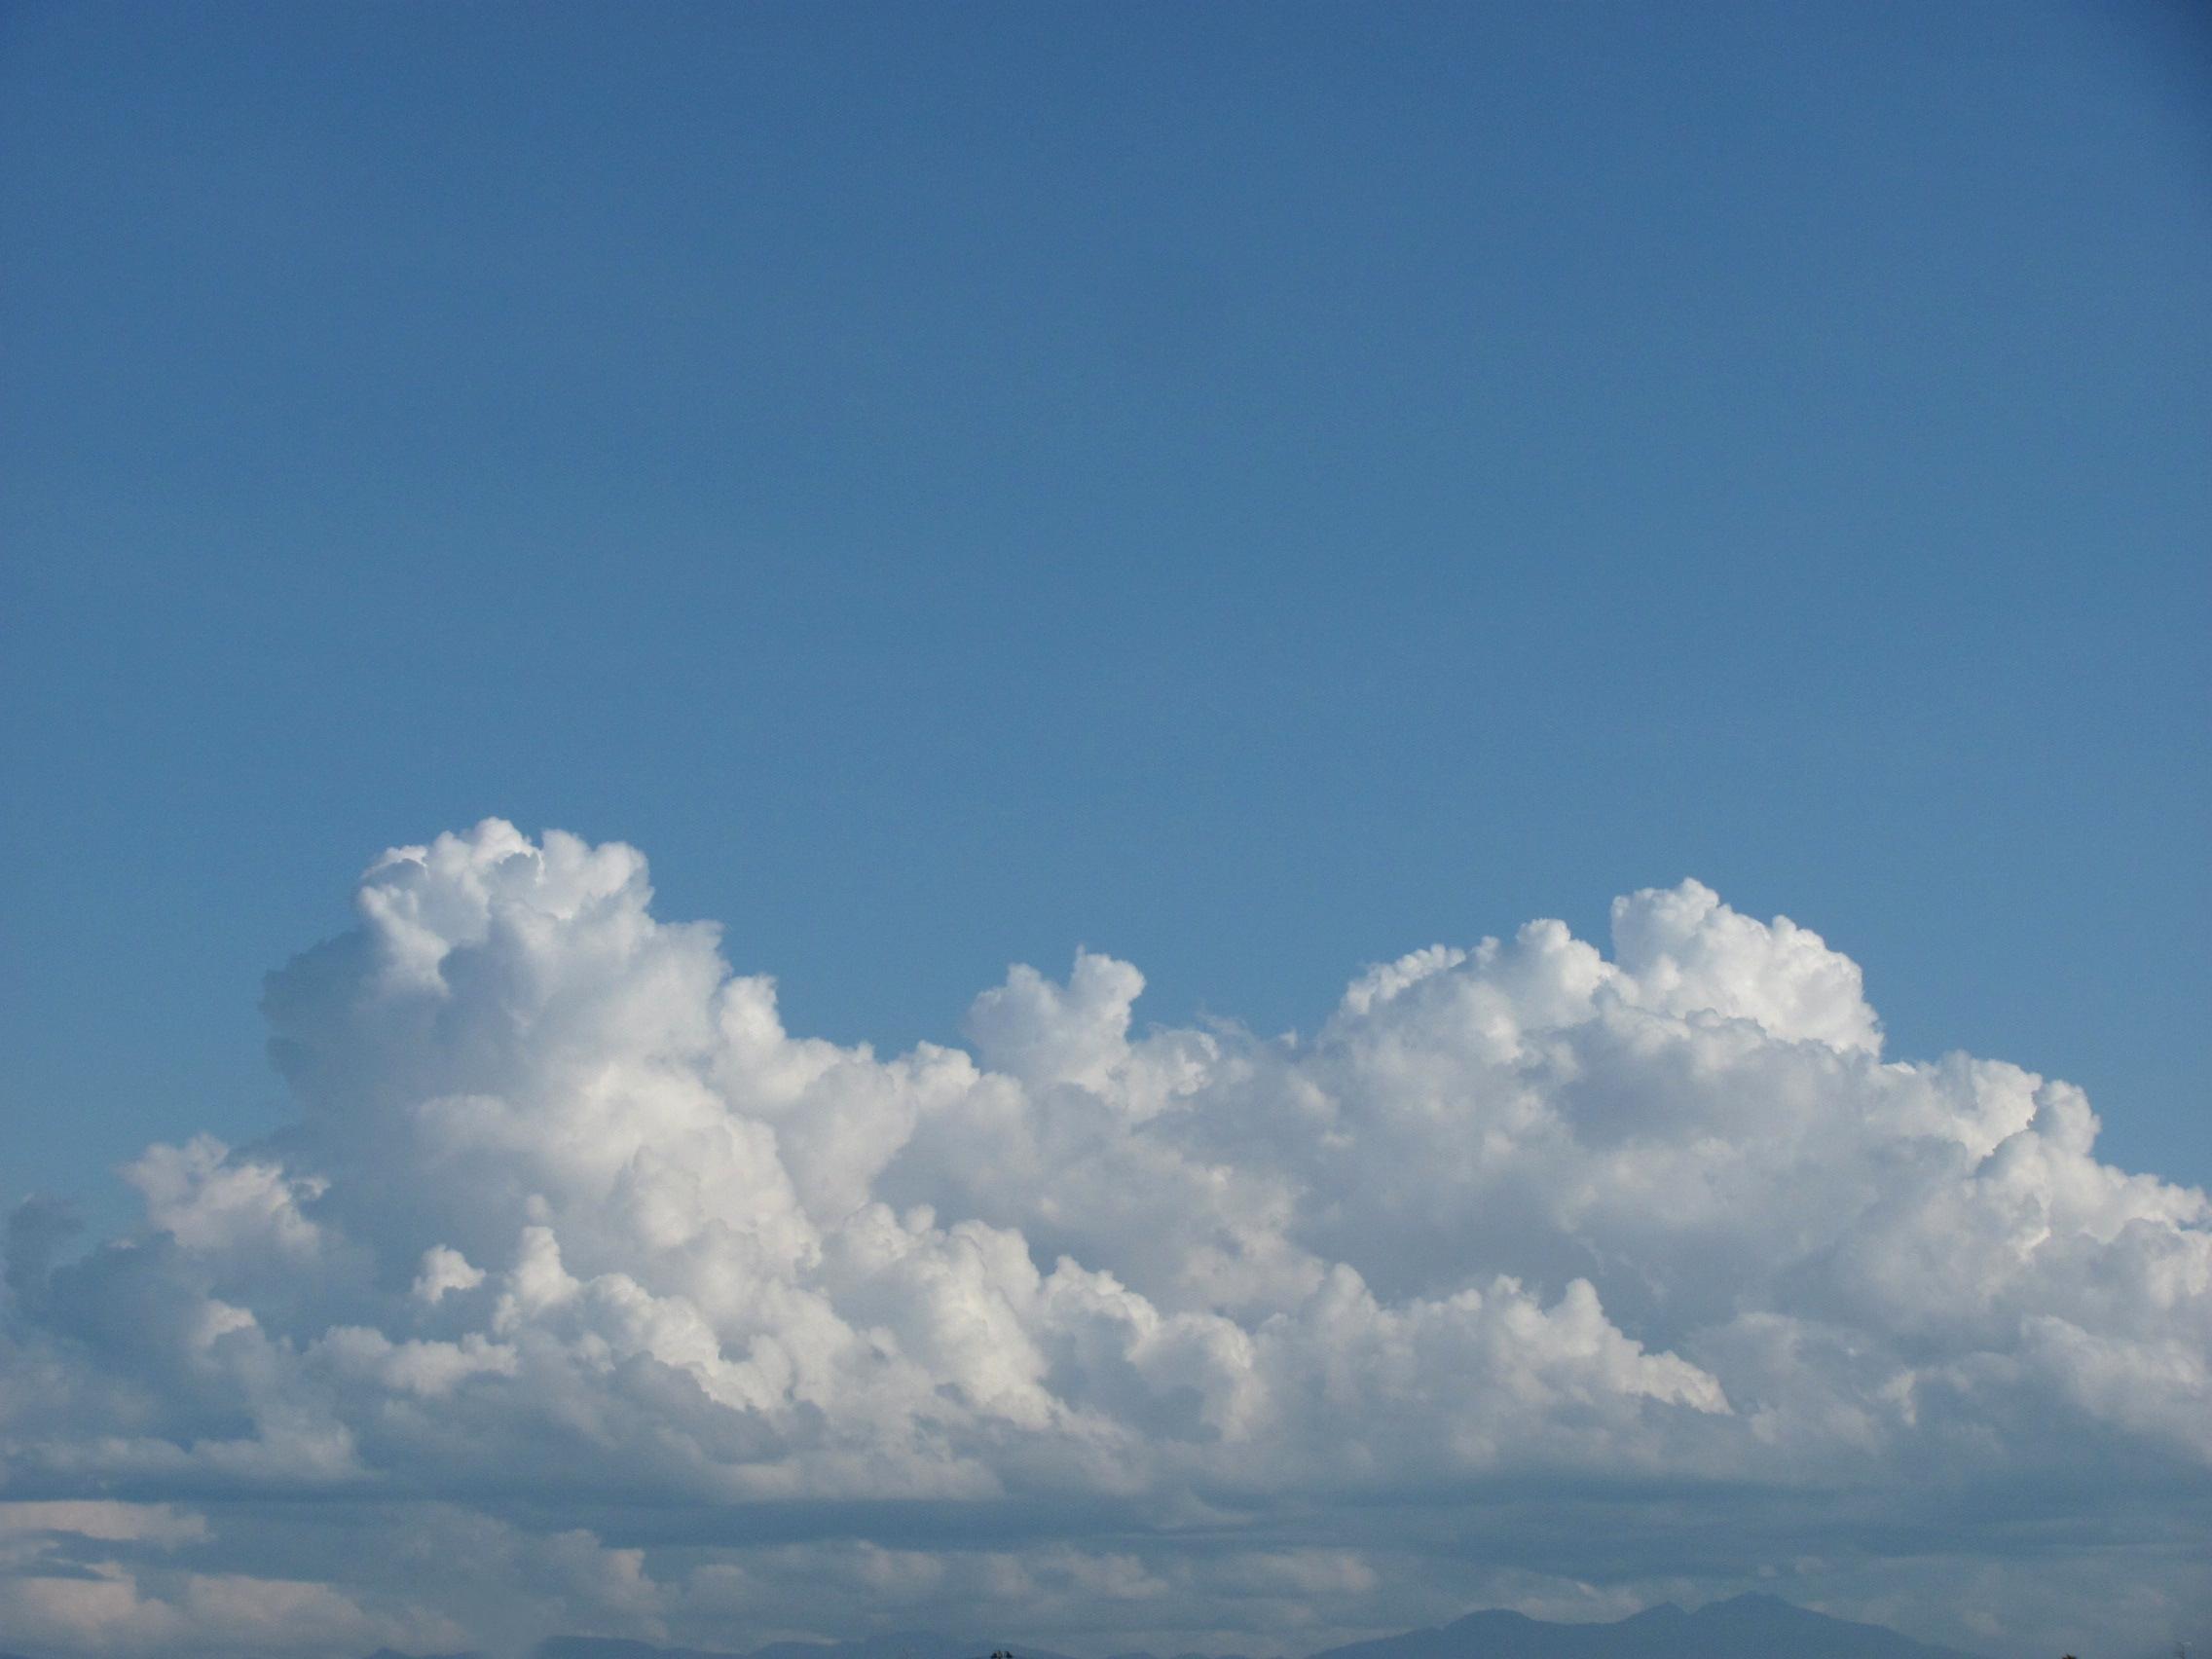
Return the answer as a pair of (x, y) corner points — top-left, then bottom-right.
(7, 2), (2205, 1208)
(1, 7), (2210, 1655)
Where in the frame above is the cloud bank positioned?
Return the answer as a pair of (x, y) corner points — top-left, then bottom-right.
(3, 823), (2206, 1657)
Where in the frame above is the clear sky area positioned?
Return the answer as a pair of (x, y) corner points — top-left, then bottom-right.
(0, 7), (2207, 1656)
(4, 3), (2207, 1202)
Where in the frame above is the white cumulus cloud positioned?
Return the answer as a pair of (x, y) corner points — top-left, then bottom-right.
(1, 822), (2205, 1658)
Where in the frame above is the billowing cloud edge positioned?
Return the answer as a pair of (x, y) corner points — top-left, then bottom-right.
(1, 821), (2205, 1658)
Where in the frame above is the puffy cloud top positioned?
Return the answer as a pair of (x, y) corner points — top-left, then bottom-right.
(2, 824), (2205, 1658)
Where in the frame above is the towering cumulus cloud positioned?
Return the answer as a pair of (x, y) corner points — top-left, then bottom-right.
(2, 824), (2206, 1657)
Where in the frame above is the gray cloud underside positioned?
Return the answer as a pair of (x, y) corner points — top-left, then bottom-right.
(3, 824), (2206, 1658)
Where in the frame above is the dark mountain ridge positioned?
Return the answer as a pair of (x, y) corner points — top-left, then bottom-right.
(1305, 1593), (1985, 1659)
(346, 1596), (1989, 1659)
(395, 1594), (1985, 1659)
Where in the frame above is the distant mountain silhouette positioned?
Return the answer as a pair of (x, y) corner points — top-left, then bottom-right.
(531, 1636), (1083, 1659)
(358, 1600), (1987, 1659)
(1306, 1594), (1986, 1659)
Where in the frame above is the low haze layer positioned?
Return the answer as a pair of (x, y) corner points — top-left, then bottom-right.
(2, 824), (2205, 1657)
